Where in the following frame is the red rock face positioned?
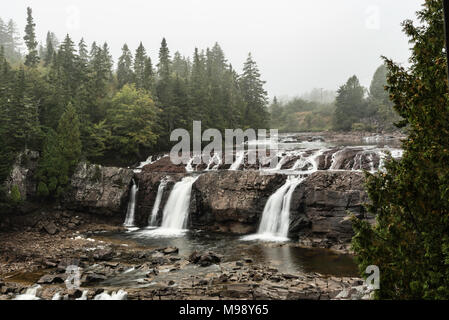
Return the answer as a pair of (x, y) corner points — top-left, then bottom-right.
(141, 156), (186, 174)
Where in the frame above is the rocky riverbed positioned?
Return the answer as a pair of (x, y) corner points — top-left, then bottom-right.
(0, 213), (374, 300)
(0, 132), (402, 300)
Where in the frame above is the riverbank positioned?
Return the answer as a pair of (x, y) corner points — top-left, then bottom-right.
(0, 213), (373, 300)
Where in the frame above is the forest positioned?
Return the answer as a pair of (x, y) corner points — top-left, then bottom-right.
(269, 65), (400, 133)
(0, 8), (269, 203)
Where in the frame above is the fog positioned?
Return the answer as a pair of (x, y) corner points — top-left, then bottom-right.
(1, 0), (423, 98)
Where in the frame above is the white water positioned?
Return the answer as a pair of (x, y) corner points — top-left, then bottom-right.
(149, 179), (168, 226)
(242, 176), (305, 242)
(124, 180), (138, 227)
(93, 290), (128, 300)
(14, 285), (41, 300)
(144, 176), (199, 237)
(230, 151), (245, 170)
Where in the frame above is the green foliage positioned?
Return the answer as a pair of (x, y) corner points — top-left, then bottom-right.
(333, 75), (366, 131)
(37, 181), (49, 198)
(23, 7), (39, 67)
(269, 96), (335, 132)
(9, 185), (21, 204)
(57, 102), (82, 168)
(1, 6), (271, 201)
(106, 84), (159, 161)
(351, 0), (449, 299)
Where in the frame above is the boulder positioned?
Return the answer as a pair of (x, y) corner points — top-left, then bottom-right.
(4, 150), (39, 202)
(189, 251), (222, 267)
(290, 171), (373, 246)
(191, 171), (287, 233)
(141, 156), (186, 174)
(64, 163), (134, 216)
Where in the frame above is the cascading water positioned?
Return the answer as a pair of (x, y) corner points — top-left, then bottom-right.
(242, 176), (305, 242)
(14, 285), (41, 300)
(142, 176), (199, 237)
(230, 151), (245, 170)
(149, 179), (168, 226)
(160, 176), (198, 230)
(123, 180), (138, 227)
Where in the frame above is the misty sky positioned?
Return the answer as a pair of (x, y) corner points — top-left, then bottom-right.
(1, 0), (424, 99)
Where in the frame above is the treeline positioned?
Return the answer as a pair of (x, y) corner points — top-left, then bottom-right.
(0, 8), (269, 202)
(269, 65), (401, 133)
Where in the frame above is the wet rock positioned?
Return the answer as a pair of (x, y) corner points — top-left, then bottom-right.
(93, 248), (113, 261)
(142, 156), (186, 174)
(189, 251), (222, 267)
(134, 172), (185, 227)
(57, 258), (80, 272)
(4, 150), (40, 202)
(45, 222), (58, 235)
(160, 247), (179, 255)
(290, 171), (373, 248)
(81, 272), (107, 284)
(64, 162), (134, 216)
(37, 273), (67, 284)
(191, 171), (286, 233)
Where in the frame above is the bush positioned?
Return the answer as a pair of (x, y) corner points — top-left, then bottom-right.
(9, 185), (21, 204)
(37, 181), (49, 198)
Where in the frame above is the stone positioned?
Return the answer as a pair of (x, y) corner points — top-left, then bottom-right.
(63, 163), (134, 216)
(43, 221), (58, 235)
(93, 248), (113, 261)
(191, 171), (287, 233)
(37, 274), (67, 284)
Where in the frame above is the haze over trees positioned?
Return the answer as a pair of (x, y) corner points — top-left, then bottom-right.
(0, 7), (270, 205)
(269, 63), (399, 133)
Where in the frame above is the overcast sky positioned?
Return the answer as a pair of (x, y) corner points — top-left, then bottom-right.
(1, 0), (423, 99)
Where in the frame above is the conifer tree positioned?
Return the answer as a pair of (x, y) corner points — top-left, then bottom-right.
(117, 43), (134, 88)
(134, 42), (147, 90)
(23, 7), (39, 67)
(239, 53), (268, 129)
(352, 0), (449, 299)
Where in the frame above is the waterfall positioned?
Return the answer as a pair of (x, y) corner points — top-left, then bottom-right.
(242, 176), (304, 242)
(124, 180), (138, 227)
(159, 176), (199, 232)
(230, 151), (245, 170)
(14, 285), (41, 300)
(149, 179), (168, 226)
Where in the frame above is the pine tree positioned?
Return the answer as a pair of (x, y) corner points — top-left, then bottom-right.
(117, 43), (134, 89)
(58, 103), (82, 168)
(44, 31), (55, 66)
(23, 7), (40, 67)
(156, 38), (172, 107)
(239, 53), (268, 129)
(333, 75), (366, 131)
(133, 42), (147, 90)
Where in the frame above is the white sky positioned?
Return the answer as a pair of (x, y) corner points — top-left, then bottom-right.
(1, 0), (424, 98)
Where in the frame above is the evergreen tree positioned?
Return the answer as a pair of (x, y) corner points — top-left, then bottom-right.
(133, 42), (147, 90)
(117, 43), (134, 88)
(352, 0), (449, 299)
(239, 53), (269, 129)
(44, 31), (55, 66)
(156, 38), (172, 107)
(58, 103), (82, 168)
(23, 7), (39, 67)
(333, 75), (366, 131)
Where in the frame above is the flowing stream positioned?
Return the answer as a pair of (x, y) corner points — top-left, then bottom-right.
(242, 176), (305, 242)
(123, 180), (138, 227)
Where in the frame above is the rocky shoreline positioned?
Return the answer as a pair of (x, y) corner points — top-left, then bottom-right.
(0, 216), (374, 300)
(0, 133), (393, 300)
